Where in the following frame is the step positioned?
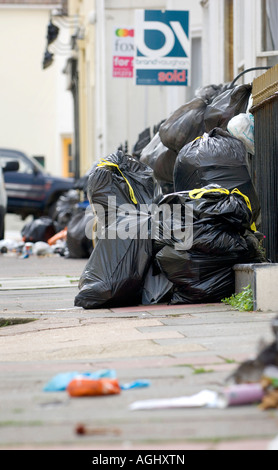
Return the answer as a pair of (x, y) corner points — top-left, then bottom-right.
(234, 263), (278, 312)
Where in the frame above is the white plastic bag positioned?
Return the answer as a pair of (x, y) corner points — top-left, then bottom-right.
(227, 113), (255, 155)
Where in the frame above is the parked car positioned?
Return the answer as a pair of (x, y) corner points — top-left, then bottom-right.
(0, 148), (75, 219)
(0, 160), (19, 239)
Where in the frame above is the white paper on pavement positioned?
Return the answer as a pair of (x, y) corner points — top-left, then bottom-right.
(129, 389), (227, 411)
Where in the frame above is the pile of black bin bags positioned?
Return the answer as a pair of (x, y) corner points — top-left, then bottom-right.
(140, 83), (252, 194)
(74, 153), (263, 310)
(75, 81), (264, 309)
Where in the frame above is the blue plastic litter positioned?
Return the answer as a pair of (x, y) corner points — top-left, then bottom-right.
(120, 380), (151, 390)
(43, 369), (117, 392)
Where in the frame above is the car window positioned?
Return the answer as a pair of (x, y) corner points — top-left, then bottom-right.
(0, 155), (33, 174)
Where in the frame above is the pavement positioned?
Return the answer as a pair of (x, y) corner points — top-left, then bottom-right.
(0, 215), (278, 451)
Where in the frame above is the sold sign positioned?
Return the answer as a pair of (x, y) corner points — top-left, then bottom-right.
(134, 10), (191, 86)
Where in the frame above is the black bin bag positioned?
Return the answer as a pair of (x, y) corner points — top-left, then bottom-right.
(66, 209), (95, 259)
(174, 128), (260, 225)
(154, 187), (264, 305)
(142, 261), (173, 305)
(21, 216), (59, 243)
(204, 84), (252, 132)
(74, 151), (154, 309)
(156, 247), (237, 304)
(54, 190), (80, 226)
(140, 132), (177, 194)
(159, 97), (207, 153)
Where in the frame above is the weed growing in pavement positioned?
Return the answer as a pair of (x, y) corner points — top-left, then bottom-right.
(218, 356), (237, 364)
(178, 364), (215, 374)
(192, 367), (214, 375)
(221, 285), (254, 312)
(0, 318), (36, 328)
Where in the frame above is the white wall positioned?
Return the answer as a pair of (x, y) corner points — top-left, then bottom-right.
(0, 6), (73, 176)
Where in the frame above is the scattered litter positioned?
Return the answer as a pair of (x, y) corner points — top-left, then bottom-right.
(43, 369), (150, 395)
(128, 316), (278, 412)
(259, 389), (278, 410)
(32, 241), (53, 256)
(47, 228), (67, 246)
(67, 377), (121, 397)
(120, 379), (150, 390)
(259, 366), (278, 410)
(129, 383), (266, 411)
(75, 424), (121, 436)
(0, 239), (21, 252)
(222, 383), (264, 406)
(0, 237), (67, 258)
(129, 389), (226, 411)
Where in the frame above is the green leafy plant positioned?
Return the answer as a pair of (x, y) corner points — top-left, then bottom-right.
(192, 367), (214, 375)
(221, 285), (254, 312)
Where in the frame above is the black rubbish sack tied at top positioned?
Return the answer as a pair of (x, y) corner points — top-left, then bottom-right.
(158, 97), (208, 153)
(174, 127), (260, 225)
(74, 151), (154, 309)
(204, 83), (252, 132)
(154, 187), (264, 305)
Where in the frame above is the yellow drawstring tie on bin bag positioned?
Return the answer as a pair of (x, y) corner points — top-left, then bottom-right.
(97, 159), (138, 205)
(188, 187), (257, 232)
(188, 187), (230, 199)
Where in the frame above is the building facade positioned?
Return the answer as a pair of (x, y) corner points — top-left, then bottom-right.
(0, 0), (73, 177)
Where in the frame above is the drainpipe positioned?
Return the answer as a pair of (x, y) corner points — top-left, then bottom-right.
(95, 0), (107, 159)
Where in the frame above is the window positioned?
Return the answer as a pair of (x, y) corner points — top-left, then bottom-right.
(0, 155), (32, 174)
(261, 0), (278, 66)
(62, 137), (74, 178)
(185, 37), (202, 101)
(262, 0), (278, 51)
